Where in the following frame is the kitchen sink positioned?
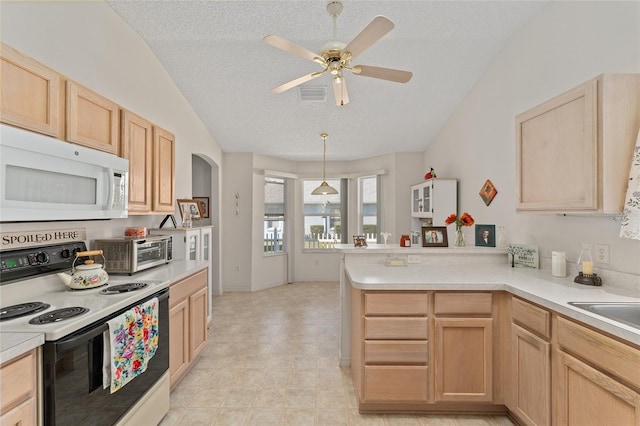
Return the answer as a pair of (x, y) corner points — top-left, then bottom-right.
(568, 302), (640, 330)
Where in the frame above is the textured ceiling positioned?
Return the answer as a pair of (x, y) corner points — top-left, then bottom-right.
(107, 0), (547, 161)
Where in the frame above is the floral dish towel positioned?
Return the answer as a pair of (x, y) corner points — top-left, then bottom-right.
(620, 129), (640, 240)
(103, 297), (159, 393)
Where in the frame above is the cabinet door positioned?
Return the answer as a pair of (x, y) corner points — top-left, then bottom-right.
(553, 350), (640, 426)
(0, 42), (64, 138)
(152, 126), (175, 212)
(186, 230), (200, 261)
(121, 109), (153, 213)
(169, 298), (190, 388)
(411, 184), (422, 217)
(422, 182), (432, 218)
(0, 398), (36, 426)
(509, 324), (551, 426)
(434, 317), (493, 402)
(66, 80), (119, 154)
(200, 227), (213, 322)
(189, 286), (208, 360)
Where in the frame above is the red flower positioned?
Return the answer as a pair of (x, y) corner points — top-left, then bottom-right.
(133, 359), (141, 371)
(445, 212), (474, 227)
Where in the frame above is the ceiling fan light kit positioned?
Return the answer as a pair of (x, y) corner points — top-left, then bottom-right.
(263, 1), (413, 106)
(311, 133), (338, 195)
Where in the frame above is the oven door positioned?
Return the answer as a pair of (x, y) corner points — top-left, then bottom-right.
(41, 290), (169, 426)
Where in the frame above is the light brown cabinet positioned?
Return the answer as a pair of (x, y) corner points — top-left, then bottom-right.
(152, 126), (176, 213)
(0, 42), (64, 138)
(169, 269), (208, 389)
(121, 109), (153, 213)
(508, 297), (551, 426)
(121, 110), (175, 214)
(352, 289), (428, 406)
(553, 316), (640, 425)
(66, 80), (120, 154)
(516, 73), (640, 213)
(433, 292), (494, 403)
(0, 349), (38, 426)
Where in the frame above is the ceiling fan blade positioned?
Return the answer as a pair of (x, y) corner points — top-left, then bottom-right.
(351, 65), (413, 83)
(271, 70), (326, 94)
(343, 16), (394, 61)
(332, 76), (349, 106)
(263, 35), (324, 64)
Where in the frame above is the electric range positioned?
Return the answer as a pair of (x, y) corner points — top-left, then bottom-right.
(0, 241), (172, 425)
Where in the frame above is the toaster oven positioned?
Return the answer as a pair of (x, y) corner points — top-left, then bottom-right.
(94, 234), (172, 274)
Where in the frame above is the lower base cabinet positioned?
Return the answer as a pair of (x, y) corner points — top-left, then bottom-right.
(169, 269), (208, 389)
(0, 349), (38, 426)
(554, 350), (640, 426)
(364, 366), (428, 402)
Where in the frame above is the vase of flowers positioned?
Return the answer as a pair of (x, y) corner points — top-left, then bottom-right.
(445, 212), (475, 247)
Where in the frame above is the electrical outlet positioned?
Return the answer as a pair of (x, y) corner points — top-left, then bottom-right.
(407, 255), (421, 264)
(596, 244), (610, 264)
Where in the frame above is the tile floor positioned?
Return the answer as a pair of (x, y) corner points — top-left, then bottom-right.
(160, 282), (516, 426)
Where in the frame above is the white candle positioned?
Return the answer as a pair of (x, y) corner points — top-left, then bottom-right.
(582, 261), (593, 275)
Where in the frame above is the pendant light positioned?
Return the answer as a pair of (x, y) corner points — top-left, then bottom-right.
(311, 133), (338, 195)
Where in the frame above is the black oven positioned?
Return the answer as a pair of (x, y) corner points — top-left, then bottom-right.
(41, 289), (169, 426)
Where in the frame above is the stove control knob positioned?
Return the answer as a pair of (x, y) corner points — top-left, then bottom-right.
(60, 249), (71, 258)
(34, 252), (49, 264)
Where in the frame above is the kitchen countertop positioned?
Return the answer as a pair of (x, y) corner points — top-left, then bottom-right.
(0, 260), (209, 363)
(345, 259), (640, 345)
(0, 332), (44, 365)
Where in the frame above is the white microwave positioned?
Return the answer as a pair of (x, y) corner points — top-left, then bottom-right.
(0, 124), (129, 222)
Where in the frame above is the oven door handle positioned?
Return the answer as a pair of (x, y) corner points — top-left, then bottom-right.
(55, 323), (109, 354)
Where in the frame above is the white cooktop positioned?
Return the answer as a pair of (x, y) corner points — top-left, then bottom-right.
(0, 274), (169, 341)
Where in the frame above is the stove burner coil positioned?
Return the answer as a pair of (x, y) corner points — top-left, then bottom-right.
(0, 302), (50, 321)
(100, 282), (149, 294)
(28, 307), (89, 324)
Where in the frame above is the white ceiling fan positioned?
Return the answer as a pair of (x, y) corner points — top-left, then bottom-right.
(263, 1), (413, 106)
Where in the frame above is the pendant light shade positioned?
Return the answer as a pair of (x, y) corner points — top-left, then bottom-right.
(311, 133), (338, 195)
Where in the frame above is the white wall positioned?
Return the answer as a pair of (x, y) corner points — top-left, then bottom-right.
(424, 1), (640, 275)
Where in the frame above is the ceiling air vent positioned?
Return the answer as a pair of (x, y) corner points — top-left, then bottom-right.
(298, 86), (327, 102)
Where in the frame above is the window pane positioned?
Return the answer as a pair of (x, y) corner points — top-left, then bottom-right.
(360, 176), (378, 243)
(265, 177), (285, 253)
(303, 179), (341, 249)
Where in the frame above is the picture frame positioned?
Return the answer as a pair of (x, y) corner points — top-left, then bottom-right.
(479, 179), (498, 206)
(353, 235), (367, 247)
(421, 226), (448, 247)
(475, 224), (496, 247)
(177, 199), (203, 220)
(193, 196), (210, 219)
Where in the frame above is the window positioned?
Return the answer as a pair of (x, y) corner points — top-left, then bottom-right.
(359, 175), (379, 243)
(264, 176), (285, 254)
(303, 178), (345, 249)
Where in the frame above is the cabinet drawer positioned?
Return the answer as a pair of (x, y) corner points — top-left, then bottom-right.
(364, 292), (427, 316)
(365, 341), (428, 364)
(365, 317), (428, 340)
(512, 297), (551, 339)
(364, 366), (428, 402)
(556, 316), (640, 389)
(434, 292), (492, 315)
(0, 350), (36, 413)
(169, 269), (207, 307)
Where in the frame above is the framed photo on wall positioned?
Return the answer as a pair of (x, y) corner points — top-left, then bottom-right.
(177, 199), (203, 220)
(421, 226), (448, 247)
(193, 197), (210, 219)
(475, 224), (496, 247)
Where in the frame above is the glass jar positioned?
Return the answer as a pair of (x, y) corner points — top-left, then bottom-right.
(576, 243), (595, 275)
(400, 234), (411, 247)
(454, 226), (465, 247)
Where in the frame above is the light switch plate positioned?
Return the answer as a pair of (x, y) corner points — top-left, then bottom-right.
(407, 255), (421, 264)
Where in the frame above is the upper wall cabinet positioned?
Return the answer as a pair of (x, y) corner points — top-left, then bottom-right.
(121, 109), (153, 213)
(152, 126), (175, 213)
(66, 80), (120, 155)
(121, 109), (175, 214)
(410, 178), (457, 226)
(516, 74), (640, 214)
(0, 43), (64, 138)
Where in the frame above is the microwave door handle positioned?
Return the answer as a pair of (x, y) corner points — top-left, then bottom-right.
(106, 167), (115, 209)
